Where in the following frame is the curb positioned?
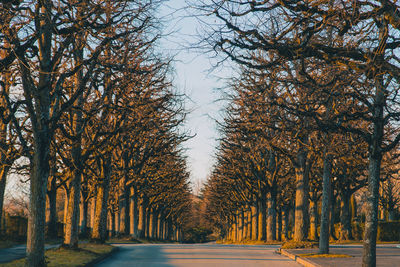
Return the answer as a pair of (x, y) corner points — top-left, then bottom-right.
(84, 246), (119, 267)
(278, 248), (323, 267)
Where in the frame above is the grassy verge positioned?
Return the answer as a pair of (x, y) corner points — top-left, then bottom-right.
(298, 253), (352, 258)
(1, 243), (114, 267)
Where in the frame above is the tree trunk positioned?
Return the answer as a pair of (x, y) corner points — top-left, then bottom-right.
(319, 152), (332, 253)
(283, 206), (289, 240)
(340, 191), (353, 240)
(139, 197), (148, 239)
(267, 191), (277, 241)
(167, 219), (173, 240)
(242, 209), (247, 240)
(0, 39), (11, 235)
(294, 147), (309, 241)
(90, 195), (96, 231)
(362, 77), (385, 267)
(152, 210), (158, 239)
(46, 176), (58, 239)
(330, 189), (337, 240)
(351, 194), (357, 221)
(277, 207), (282, 241)
(0, 167), (9, 234)
(110, 211), (115, 237)
(27, 130), (51, 267)
(310, 198), (318, 241)
(79, 198), (89, 238)
(259, 195), (267, 241)
(145, 207), (150, 238)
(119, 185), (129, 236)
(159, 213), (164, 240)
(251, 205), (257, 240)
(131, 189), (139, 238)
(91, 156), (112, 243)
(63, 166), (81, 248)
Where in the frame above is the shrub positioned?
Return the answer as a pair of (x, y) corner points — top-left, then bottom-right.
(333, 221), (400, 241)
(281, 240), (318, 249)
(183, 227), (212, 243)
(377, 221), (400, 241)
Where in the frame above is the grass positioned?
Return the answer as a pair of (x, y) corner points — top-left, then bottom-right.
(298, 253), (352, 258)
(1, 243), (114, 267)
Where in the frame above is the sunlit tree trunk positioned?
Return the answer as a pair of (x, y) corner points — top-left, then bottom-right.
(91, 156), (112, 243)
(310, 198), (318, 241)
(259, 194), (267, 241)
(283, 206), (290, 240)
(267, 190), (277, 241)
(294, 146), (309, 241)
(131, 189), (139, 238)
(277, 207), (282, 241)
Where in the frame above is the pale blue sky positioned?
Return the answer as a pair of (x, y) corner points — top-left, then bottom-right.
(159, 0), (228, 187)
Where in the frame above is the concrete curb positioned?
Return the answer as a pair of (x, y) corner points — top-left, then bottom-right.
(278, 248), (323, 267)
(84, 246), (119, 267)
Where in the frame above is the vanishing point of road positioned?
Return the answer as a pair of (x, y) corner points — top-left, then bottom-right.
(95, 243), (301, 267)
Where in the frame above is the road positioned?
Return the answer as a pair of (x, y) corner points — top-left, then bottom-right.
(96, 243), (301, 267)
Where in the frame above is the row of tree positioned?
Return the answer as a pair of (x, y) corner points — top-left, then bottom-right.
(193, 1), (400, 266)
(1, 1), (192, 266)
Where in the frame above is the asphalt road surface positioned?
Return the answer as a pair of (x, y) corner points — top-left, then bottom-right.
(96, 243), (301, 267)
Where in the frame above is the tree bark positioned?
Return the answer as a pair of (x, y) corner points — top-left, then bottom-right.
(267, 191), (277, 241)
(340, 191), (353, 240)
(362, 70), (385, 267)
(319, 152), (332, 253)
(63, 164), (82, 247)
(310, 198), (318, 241)
(27, 130), (51, 266)
(46, 177), (58, 239)
(131, 189), (139, 238)
(79, 197), (89, 238)
(283, 206), (290, 240)
(139, 197), (148, 239)
(259, 195), (267, 241)
(145, 206), (150, 238)
(277, 207), (282, 241)
(91, 156), (112, 243)
(152, 209), (158, 239)
(330, 189), (337, 240)
(119, 185), (129, 236)
(251, 205), (258, 240)
(294, 148), (309, 241)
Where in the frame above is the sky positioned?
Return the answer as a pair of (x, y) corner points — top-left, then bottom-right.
(158, 0), (229, 189)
